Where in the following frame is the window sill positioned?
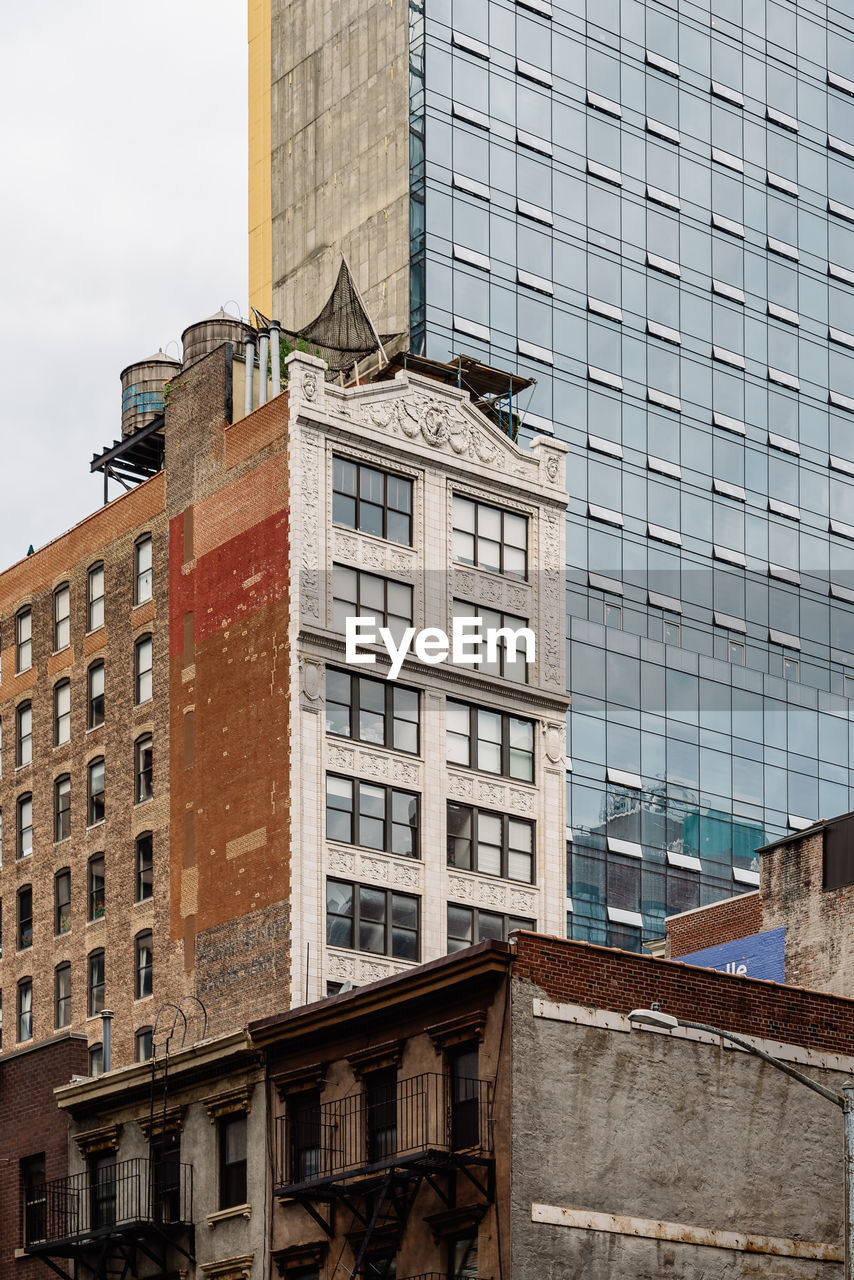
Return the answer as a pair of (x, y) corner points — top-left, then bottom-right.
(207, 1203), (251, 1228)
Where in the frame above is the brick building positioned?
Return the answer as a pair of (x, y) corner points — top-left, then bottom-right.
(24, 933), (854, 1279)
(0, 325), (569, 1080)
(666, 809), (854, 997)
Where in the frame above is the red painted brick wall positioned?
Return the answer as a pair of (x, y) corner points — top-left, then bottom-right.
(512, 932), (854, 1055)
(0, 1034), (88, 1280)
(666, 892), (763, 958)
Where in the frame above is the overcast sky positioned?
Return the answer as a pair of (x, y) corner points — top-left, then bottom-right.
(0, 2), (247, 568)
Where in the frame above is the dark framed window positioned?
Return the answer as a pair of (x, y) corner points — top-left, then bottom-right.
(17, 793), (32, 858)
(88, 758), (105, 825)
(331, 566), (413, 643)
(824, 818), (854, 891)
(451, 600), (531, 682)
(289, 1090), (321, 1182)
(88, 1044), (103, 1077)
(88, 949), (105, 1017)
(17, 885), (32, 950)
(332, 456), (413, 545)
(21, 1153), (45, 1245)
(135, 832), (153, 901)
(54, 962), (71, 1029)
(16, 608), (32, 673)
(135, 535), (153, 604)
(449, 1044), (480, 1150)
(326, 879), (419, 961)
(452, 494), (528, 578)
(325, 668), (419, 753)
(88, 854), (105, 921)
(450, 1235), (479, 1279)
(135, 735), (153, 804)
(447, 903), (535, 952)
(135, 1027), (153, 1062)
(135, 931), (153, 999)
(54, 680), (71, 746)
(87, 564), (104, 631)
(135, 636), (153, 704)
(88, 661), (105, 729)
(219, 1113), (248, 1208)
(90, 1151), (116, 1227)
(55, 868), (71, 934)
(447, 803), (535, 883)
(54, 775), (71, 842)
(16, 702), (32, 767)
(150, 1130), (181, 1223)
(365, 1068), (397, 1163)
(326, 775), (419, 857)
(446, 701), (534, 780)
(53, 584), (70, 652)
(17, 978), (32, 1042)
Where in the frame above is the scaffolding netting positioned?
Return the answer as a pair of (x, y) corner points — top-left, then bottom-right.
(278, 260), (401, 374)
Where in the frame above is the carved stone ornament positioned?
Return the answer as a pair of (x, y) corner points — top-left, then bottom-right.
(300, 437), (320, 620)
(74, 1124), (122, 1157)
(357, 751), (389, 779)
(327, 848), (356, 875)
(327, 953), (356, 979)
(303, 371), (318, 401)
(543, 722), (565, 764)
(200, 1254), (254, 1280)
(301, 657), (323, 702)
(358, 958), (393, 984)
(357, 393), (503, 465)
(203, 1084), (255, 1124)
(447, 874), (476, 901)
(335, 533), (358, 560)
(476, 880), (507, 907)
(327, 744), (355, 770)
(545, 452), (561, 482)
(391, 759), (420, 785)
(390, 862), (420, 889)
(360, 856), (391, 883)
(509, 889), (537, 913)
(477, 779), (505, 807)
(448, 773), (474, 800)
(508, 788), (535, 813)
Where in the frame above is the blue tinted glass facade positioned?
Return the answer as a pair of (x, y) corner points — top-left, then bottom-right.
(412, 0), (854, 949)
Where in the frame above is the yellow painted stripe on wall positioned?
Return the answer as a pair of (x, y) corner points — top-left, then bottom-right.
(248, 0), (272, 318)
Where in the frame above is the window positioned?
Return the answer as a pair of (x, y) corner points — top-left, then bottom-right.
(728, 639), (745, 665)
(135, 1027), (153, 1062)
(17, 885), (32, 950)
(150, 1131), (181, 1223)
(325, 668), (419, 753)
(326, 775), (419, 857)
(447, 804), (535, 882)
(55, 869), (71, 934)
(16, 608), (32, 673)
(88, 758), (105, 825)
(54, 681), (71, 746)
(88, 949), (105, 1016)
(55, 775), (71, 842)
(289, 1090), (321, 1182)
(326, 879), (419, 961)
(366, 1068), (397, 1162)
(21, 1153), (46, 1245)
(449, 1044), (480, 1150)
(784, 656), (800, 682)
(88, 854), (105, 920)
(89, 1043), (104, 1077)
(663, 618), (681, 646)
(451, 600), (531, 681)
(17, 978), (32, 1042)
(446, 701), (534, 781)
(135, 734), (153, 804)
(451, 1237), (479, 1279)
(55, 963), (71, 1029)
(90, 1151), (116, 1226)
(135, 832), (153, 901)
(332, 566), (413, 644)
(219, 1113), (248, 1208)
(17, 794), (32, 858)
(447, 903), (535, 951)
(824, 818), (854, 891)
(135, 636), (153, 704)
(53, 584), (70, 651)
(604, 601), (623, 629)
(332, 456), (413, 545)
(88, 661), (105, 728)
(452, 495), (528, 578)
(135, 535), (153, 604)
(87, 564), (104, 631)
(135, 931), (153, 999)
(16, 702), (32, 767)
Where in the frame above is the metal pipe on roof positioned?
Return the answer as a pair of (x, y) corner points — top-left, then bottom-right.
(269, 322), (281, 397)
(244, 335), (256, 416)
(258, 331), (269, 406)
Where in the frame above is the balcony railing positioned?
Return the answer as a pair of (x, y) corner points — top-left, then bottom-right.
(275, 1072), (492, 1189)
(24, 1158), (192, 1248)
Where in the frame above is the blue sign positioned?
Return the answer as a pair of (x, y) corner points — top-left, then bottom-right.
(679, 927), (785, 983)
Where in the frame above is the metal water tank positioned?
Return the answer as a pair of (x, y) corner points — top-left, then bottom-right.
(120, 351), (181, 438)
(181, 308), (252, 369)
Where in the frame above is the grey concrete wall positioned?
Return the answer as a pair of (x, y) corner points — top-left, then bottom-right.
(270, 0), (410, 337)
(510, 980), (847, 1280)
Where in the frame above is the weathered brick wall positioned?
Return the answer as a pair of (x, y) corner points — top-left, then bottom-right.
(0, 474), (178, 1068)
(512, 932), (854, 1054)
(165, 348), (292, 1034)
(0, 1033), (88, 1280)
(666, 892), (763, 958)
(761, 831), (854, 997)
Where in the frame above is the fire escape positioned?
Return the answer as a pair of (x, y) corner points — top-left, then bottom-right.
(274, 1072), (494, 1278)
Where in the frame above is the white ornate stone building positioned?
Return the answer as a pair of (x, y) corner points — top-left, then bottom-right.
(285, 351), (570, 998)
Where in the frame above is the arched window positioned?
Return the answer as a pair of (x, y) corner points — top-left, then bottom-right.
(88, 854), (105, 921)
(88, 661), (105, 729)
(17, 884), (32, 949)
(54, 962), (71, 1029)
(135, 536), (153, 605)
(16, 608), (32, 673)
(54, 775), (71, 841)
(135, 833), (153, 901)
(53, 583), (70, 652)
(135, 735), (153, 804)
(54, 681), (71, 746)
(17, 978), (33, 1042)
(88, 758), (105, 826)
(17, 794), (32, 858)
(87, 564), (105, 632)
(135, 931), (153, 1000)
(135, 1026), (153, 1062)
(16, 701), (32, 767)
(135, 636), (153, 704)
(88, 949), (105, 1017)
(54, 868), (71, 934)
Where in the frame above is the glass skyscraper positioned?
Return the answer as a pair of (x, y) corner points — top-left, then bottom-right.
(253, 0), (854, 949)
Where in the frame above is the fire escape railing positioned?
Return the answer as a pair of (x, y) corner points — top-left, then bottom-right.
(275, 1072), (492, 1190)
(24, 1157), (193, 1248)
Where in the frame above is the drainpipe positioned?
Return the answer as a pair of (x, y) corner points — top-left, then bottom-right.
(244, 334), (256, 416)
(101, 1009), (114, 1072)
(269, 322), (281, 397)
(258, 330), (269, 406)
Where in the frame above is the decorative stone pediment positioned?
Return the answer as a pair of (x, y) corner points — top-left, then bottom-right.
(203, 1083), (255, 1123)
(137, 1105), (186, 1140)
(199, 1254), (254, 1280)
(74, 1123), (121, 1157)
